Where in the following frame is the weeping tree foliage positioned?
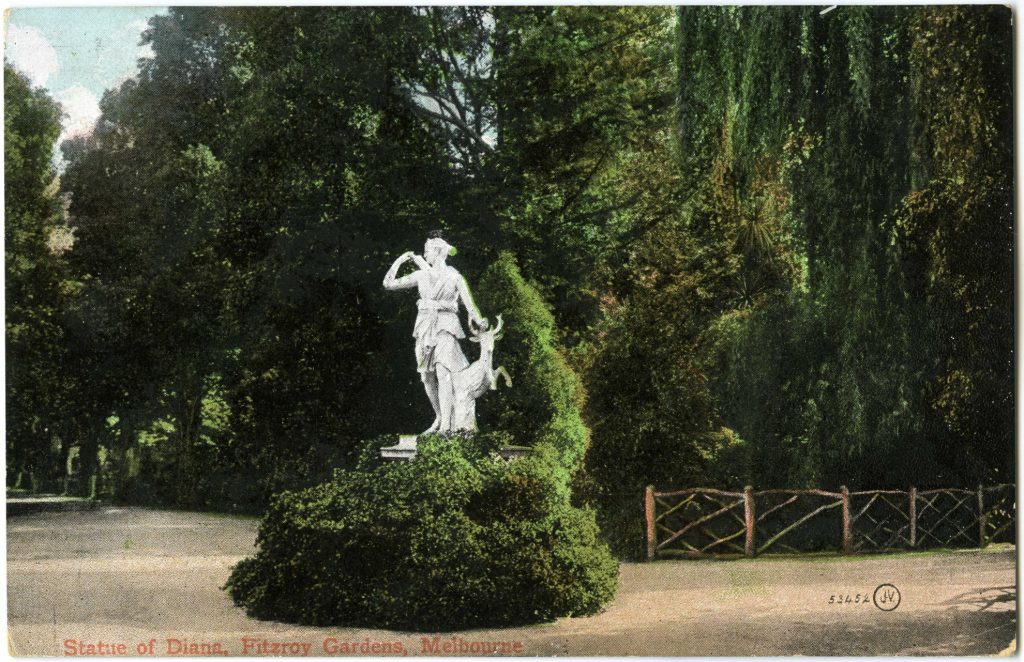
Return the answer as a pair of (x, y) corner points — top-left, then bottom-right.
(697, 5), (1014, 489)
(894, 7), (1014, 484)
(677, 6), (929, 489)
(584, 5), (1012, 558)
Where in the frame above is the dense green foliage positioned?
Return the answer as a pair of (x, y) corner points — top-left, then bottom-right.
(226, 433), (618, 629)
(688, 6), (1013, 489)
(5, 6), (1013, 567)
(581, 6), (1012, 556)
(477, 252), (589, 476)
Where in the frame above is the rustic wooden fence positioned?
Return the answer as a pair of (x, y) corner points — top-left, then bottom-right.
(644, 483), (1015, 559)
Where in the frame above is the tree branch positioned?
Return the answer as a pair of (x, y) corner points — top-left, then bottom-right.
(406, 91), (495, 154)
(556, 149), (613, 220)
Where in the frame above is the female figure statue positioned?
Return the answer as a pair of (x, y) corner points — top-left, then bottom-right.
(383, 233), (488, 434)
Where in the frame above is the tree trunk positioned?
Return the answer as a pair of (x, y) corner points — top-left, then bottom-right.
(113, 412), (135, 502)
(59, 435), (72, 495)
(174, 385), (206, 508)
(77, 425), (101, 499)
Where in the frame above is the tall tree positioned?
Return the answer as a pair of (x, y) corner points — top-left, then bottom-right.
(61, 8), (235, 504)
(5, 65), (70, 489)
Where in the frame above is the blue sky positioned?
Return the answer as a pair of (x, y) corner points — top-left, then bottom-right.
(5, 7), (168, 146)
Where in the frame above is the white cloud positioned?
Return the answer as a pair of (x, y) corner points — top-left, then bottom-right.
(54, 84), (101, 140)
(50, 84), (101, 170)
(110, 17), (156, 84)
(137, 42), (155, 61)
(5, 23), (60, 88)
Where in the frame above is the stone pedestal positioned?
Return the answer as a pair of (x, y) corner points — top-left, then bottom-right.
(380, 436), (531, 462)
(380, 435), (418, 461)
(496, 445), (531, 460)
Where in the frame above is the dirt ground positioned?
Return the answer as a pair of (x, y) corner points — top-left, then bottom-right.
(7, 506), (1017, 656)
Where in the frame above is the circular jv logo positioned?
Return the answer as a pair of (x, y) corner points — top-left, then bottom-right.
(873, 583), (901, 611)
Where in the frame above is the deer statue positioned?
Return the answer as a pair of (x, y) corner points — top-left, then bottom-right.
(451, 314), (512, 432)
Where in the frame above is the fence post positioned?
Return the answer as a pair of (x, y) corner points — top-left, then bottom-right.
(744, 485), (756, 557)
(645, 485), (656, 561)
(840, 485), (852, 555)
(908, 486), (917, 548)
(977, 484), (987, 549)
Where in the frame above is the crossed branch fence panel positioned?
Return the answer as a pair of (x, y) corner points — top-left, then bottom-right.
(914, 489), (979, 548)
(650, 488), (746, 556)
(754, 490), (842, 555)
(983, 484), (1016, 544)
(645, 484), (1015, 560)
(850, 490), (912, 552)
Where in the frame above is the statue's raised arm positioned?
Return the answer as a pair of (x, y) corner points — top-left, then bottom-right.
(382, 251), (425, 290)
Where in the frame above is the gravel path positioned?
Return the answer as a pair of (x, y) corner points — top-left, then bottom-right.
(7, 506), (1017, 656)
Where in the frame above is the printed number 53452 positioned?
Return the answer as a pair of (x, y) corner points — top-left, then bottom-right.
(828, 592), (871, 605)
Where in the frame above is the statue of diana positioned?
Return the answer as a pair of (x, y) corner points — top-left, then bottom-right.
(382, 232), (493, 434)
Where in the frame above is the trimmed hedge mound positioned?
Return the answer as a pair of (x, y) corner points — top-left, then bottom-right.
(225, 433), (618, 630)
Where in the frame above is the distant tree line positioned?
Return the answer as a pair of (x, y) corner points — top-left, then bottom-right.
(5, 7), (1012, 555)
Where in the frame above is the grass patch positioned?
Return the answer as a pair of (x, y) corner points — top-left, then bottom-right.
(644, 542), (1015, 564)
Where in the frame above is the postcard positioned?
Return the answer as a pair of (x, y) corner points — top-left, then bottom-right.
(5, 4), (1016, 656)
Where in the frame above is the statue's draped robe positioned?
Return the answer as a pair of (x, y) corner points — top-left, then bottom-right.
(413, 266), (470, 374)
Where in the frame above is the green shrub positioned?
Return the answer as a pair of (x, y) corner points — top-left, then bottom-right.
(225, 433), (618, 630)
(477, 252), (589, 474)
